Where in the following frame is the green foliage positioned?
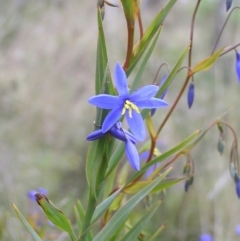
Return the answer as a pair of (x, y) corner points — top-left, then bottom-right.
(9, 0), (240, 240)
(12, 204), (42, 241)
(35, 194), (77, 241)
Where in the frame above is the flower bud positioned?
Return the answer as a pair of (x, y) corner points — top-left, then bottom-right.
(235, 177), (240, 199)
(184, 175), (194, 192)
(236, 51), (240, 82)
(187, 82), (194, 109)
(217, 137), (225, 155)
(226, 0), (233, 11)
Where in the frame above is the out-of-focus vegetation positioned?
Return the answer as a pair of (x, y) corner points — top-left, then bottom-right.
(0, 0), (240, 240)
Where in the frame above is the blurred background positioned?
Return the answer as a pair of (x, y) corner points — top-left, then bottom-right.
(0, 0), (240, 240)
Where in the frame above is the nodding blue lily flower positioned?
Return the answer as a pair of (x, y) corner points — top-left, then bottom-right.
(236, 51), (240, 82)
(226, 0), (233, 11)
(187, 82), (194, 109)
(199, 233), (213, 241)
(86, 122), (140, 170)
(88, 63), (168, 141)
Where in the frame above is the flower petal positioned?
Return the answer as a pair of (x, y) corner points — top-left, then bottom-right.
(102, 107), (122, 133)
(126, 110), (145, 141)
(109, 125), (126, 142)
(137, 98), (168, 109)
(124, 130), (138, 144)
(236, 51), (240, 82)
(125, 139), (140, 171)
(139, 151), (150, 161)
(130, 85), (159, 102)
(86, 129), (104, 141)
(88, 94), (121, 109)
(109, 123), (138, 144)
(114, 63), (129, 97)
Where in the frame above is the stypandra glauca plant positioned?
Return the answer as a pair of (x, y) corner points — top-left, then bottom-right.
(12, 0), (240, 240)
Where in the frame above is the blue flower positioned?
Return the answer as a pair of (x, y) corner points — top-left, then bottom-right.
(86, 122), (140, 170)
(199, 233), (213, 241)
(226, 0), (233, 11)
(88, 63), (168, 141)
(236, 51), (240, 82)
(187, 82), (194, 109)
(28, 188), (48, 202)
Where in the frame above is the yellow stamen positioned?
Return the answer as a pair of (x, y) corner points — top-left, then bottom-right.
(122, 100), (140, 118)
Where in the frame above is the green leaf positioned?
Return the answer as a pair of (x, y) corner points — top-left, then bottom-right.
(151, 178), (185, 193)
(73, 200), (85, 234)
(192, 46), (225, 73)
(12, 203), (42, 241)
(105, 142), (125, 178)
(120, 201), (161, 241)
(86, 9), (116, 198)
(35, 194), (77, 241)
(129, 27), (162, 89)
(92, 186), (124, 223)
(123, 177), (184, 194)
(156, 45), (189, 98)
(132, 0), (177, 62)
(120, 0), (139, 22)
(127, 130), (200, 184)
(95, 9), (115, 95)
(92, 168), (171, 241)
(86, 135), (112, 198)
(127, 26), (162, 79)
(147, 223), (166, 241)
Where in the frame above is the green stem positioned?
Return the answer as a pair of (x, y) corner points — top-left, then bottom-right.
(188, 0), (202, 68)
(156, 0), (202, 137)
(79, 193), (96, 241)
(220, 42), (240, 56)
(138, 10), (143, 39)
(156, 74), (191, 137)
(123, 20), (135, 70)
(211, 7), (240, 54)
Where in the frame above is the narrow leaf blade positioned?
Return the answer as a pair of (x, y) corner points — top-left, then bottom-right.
(120, 201), (161, 241)
(92, 168), (171, 241)
(92, 186), (124, 223)
(12, 203), (42, 241)
(192, 46), (225, 73)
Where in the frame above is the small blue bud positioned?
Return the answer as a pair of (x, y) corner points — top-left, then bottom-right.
(217, 138), (224, 155)
(187, 82), (194, 109)
(236, 51), (240, 82)
(226, 0), (233, 11)
(199, 233), (213, 241)
(235, 178), (240, 198)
